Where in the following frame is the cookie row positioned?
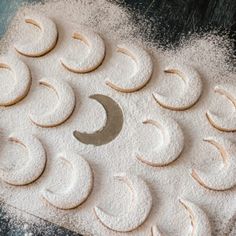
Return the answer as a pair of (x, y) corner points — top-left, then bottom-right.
(0, 134), (211, 234)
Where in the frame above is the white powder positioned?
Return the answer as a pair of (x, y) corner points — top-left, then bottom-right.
(0, 0), (235, 236)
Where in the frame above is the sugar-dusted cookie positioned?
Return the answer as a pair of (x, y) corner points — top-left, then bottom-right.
(0, 56), (31, 106)
(105, 44), (153, 93)
(14, 14), (58, 57)
(0, 132), (46, 185)
(41, 151), (93, 210)
(61, 28), (105, 73)
(94, 173), (152, 232)
(136, 116), (184, 167)
(191, 136), (236, 191)
(179, 198), (211, 236)
(29, 77), (75, 128)
(153, 64), (202, 111)
(206, 84), (236, 132)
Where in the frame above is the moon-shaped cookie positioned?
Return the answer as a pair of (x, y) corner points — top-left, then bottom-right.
(136, 117), (184, 167)
(206, 84), (236, 132)
(105, 44), (153, 93)
(153, 64), (202, 111)
(94, 173), (152, 232)
(0, 56), (31, 106)
(0, 132), (46, 186)
(180, 198), (211, 236)
(14, 14), (58, 57)
(29, 77), (75, 128)
(73, 94), (123, 146)
(60, 29), (105, 73)
(41, 151), (93, 210)
(191, 136), (236, 191)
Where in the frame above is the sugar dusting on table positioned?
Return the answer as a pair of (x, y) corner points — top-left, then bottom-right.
(0, 0), (235, 235)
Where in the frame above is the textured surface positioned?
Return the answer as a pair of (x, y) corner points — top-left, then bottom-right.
(0, 0), (235, 235)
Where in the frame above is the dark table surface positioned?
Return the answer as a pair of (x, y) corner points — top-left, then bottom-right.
(0, 0), (235, 235)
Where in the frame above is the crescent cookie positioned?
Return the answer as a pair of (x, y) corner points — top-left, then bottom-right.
(29, 77), (75, 128)
(206, 84), (236, 132)
(136, 116), (184, 167)
(105, 43), (153, 93)
(180, 199), (211, 236)
(153, 64), (202, 111)
(94, 173), (152, 232)
(0, 132), (46, 186)
(191, 136), (236, 191)
(60, 28), (105, 73)
(14, 14), (58, 57)
(41, 151), (93, 210)
(0, 56), (31, 106)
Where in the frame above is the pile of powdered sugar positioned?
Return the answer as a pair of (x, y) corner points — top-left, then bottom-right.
(0, 0), (235, 236)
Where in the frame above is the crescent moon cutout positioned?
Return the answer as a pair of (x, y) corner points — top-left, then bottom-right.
(191, 136), (236, 191)
(206, 84), (236, 132)
(60, 29), (105, 73)
(136, 117), (184, 167)
(0, 56), (31, 106)
(73, 94), (123, 146)
(153, 65), (202, 111)
(151, 225), (163, 236)
(41, 151), (93, 210)
(14, 14), (58, 57)
(179, 198), (211, 236)
(94, 173), (152, 232)
(105, 44), (153, 93)
(29, 77), (75, 128)
(0, 132), (46, 186)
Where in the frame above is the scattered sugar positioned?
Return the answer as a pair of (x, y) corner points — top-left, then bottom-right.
(0, 0), (235, 236)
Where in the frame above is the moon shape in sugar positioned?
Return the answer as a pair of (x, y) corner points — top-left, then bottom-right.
(0, 132), (46, 186)
(73, 94), (123, 146)
(191, 136), (236, 191)
(14, 14), (58, 57)
(94, 173), (152, 232)
(60, 29), (105, 73)
(206, 84), (236, 132)
(41, 151), (93, 210)
(0, 56), (31, 106)
(105, 44), (153, 93)
(29, 77), (75, 128)
(153, 64), (202, 111)
(179, 198), (211, 236)
(136, 117), (184, 167)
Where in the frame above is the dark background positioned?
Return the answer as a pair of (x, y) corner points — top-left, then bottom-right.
(0, 0), (235, 235)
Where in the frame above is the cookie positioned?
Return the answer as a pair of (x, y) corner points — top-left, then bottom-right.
(206, 84), (236, 132)
(60, 29), (105, 73)
(14, 14), (58, 57)
(191, 136), (236, 191)
(29, 77), (75, 128)
(41, 151), (93, 210)
(105, 44), (153, 93)
(94, 173), (152, 232)
(153, 64), (202, 111)
(0, 132), (46, 186)
(136, 117), (184, 167)
(0, 56), (31, 106)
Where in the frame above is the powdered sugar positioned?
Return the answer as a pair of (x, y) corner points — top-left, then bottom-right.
(60, 28), (105, 73)
(0, 0), (235, 236)
(0, 55), (31, 106)
(105, 43), (153, 92)
(14, 14), (58, 57)
(136, 116), (184, 167)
